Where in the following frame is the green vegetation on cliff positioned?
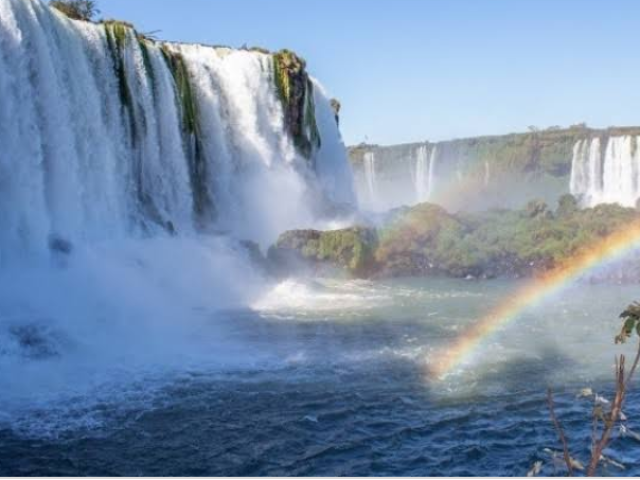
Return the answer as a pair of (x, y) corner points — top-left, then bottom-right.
(102, 18), (212, 225)
(50, 0), (98, 21)
(349, 125), (640, 178)
(269, 227), (378, 278)
(159, 44), (212, 220)
(103, 20), (134, 120)
(160, 45), (199, 136)
(272, 50), (321, 160)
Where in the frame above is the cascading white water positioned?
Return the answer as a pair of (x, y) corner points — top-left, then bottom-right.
(363, 152), (377, 208)
(483, 160), (490, 187)
(0, 0), (358, 415)
(0, 0), (356, 263)
(312, 80), (358, 208)
(570, 135), (640, 207)
(355, 144), (441, 211)
(414, 145), (428, 202)
(414, 144), (436, 202)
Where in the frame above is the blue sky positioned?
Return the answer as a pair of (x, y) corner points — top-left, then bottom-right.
(99, 0), (639, 146)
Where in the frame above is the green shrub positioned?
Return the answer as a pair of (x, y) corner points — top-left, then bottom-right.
(374, 201), (640, 278)
(50, 0), (98, 21)
(270, 227), (378, 278)
(556, 193), (579, 217)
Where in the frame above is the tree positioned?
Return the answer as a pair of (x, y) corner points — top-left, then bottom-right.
(556, 194), (579, 217)
(49, 0), (99, 22)
(546, 301), (640, 476)
(525, 199), (550, 219)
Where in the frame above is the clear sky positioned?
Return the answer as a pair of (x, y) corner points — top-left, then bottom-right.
(98, 0), (639, 146)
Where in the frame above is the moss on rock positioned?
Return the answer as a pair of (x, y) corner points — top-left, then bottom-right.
(104, 20), (134, 118)
(159, 44), (213, 221)
(272, 49), (321, 160)
(268, 226), (378, 278)
(160, 45), (198, 136)
(102, 20), (213, 226)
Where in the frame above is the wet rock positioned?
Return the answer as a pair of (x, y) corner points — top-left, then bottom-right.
(48, 234), (73, 255)
(272, 49), (320, 159)
(6, 324), (63, 359)
(268, 226), (378, 278)
(238, 239), (270, 275)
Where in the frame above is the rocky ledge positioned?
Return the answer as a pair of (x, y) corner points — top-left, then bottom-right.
(268, 196), (640, 281)
(267, 226), (378, 278)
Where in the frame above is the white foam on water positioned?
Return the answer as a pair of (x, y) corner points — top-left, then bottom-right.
(252, 278), (391, 314)
(0, 0), (359, 436)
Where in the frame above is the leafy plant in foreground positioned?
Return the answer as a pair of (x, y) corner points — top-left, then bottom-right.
(546, 302), (640, 476)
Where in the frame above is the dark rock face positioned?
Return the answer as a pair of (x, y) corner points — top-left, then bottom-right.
(48, 234), (73, 255)
(238, 239), (271, 275)
(268, 227), (379, 278)
(330, 98), (341, 125)
(4, 324), (64, 360)
(272, 50), (320, 160)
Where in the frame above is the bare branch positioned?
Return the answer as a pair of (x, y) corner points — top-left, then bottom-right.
(547, 388), (574, 476)
(625, 340), (640, 386)
(587, 355), (626, 476)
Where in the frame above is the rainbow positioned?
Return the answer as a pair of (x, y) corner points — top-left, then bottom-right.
(429, 221), (640, 378)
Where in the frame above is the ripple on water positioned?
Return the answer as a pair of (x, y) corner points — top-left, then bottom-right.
(2, 278), (640, 475)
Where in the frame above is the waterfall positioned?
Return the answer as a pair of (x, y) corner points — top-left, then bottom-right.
(0, 0), (360, 405)
(363, 152), (377, 208)
(0, 0), (356, 264)
(414, 145), (428, 202)
(414, 145), (437, 202)
(483, 160), (490, 187)
(570, 135), (640, 208)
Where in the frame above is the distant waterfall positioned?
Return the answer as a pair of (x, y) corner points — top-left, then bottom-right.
(414, 145), (436, 202)
(0, 0), (355, 263)
(363, 152), (377, 207)
(570, 136), (640, 207)
(483, 160), (490, 187)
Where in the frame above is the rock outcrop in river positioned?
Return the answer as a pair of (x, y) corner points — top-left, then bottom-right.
(270, 198), (640, 280)
(268, 226), (379, 278)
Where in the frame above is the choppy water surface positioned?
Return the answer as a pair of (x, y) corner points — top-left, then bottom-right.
(2, 277), (640, 476)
